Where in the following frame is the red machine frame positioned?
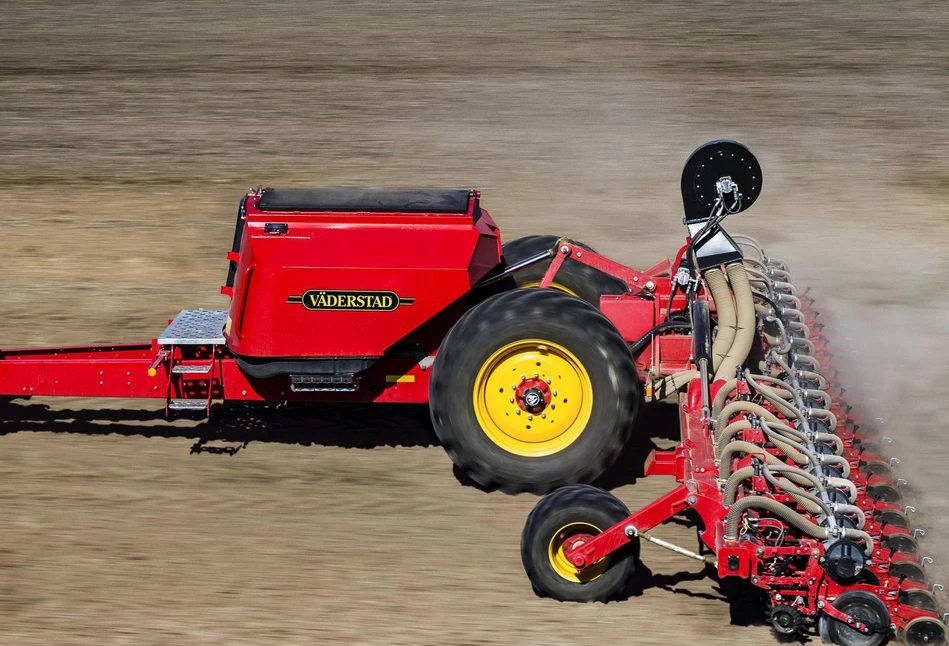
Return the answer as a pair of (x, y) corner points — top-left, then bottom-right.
(0, 239), (692, 413)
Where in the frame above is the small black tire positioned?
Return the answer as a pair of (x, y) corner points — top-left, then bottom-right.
(501, 235), (628, 306)
(430, 288), (640, 493)
(521, 484), (636, 602)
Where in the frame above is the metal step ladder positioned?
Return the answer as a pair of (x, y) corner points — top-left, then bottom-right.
(157, 309), (228, 415)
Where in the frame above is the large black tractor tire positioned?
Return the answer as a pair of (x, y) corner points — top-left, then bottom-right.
(501, 235), (628, 306)
(521, 484), (637, 602)
(430, 288), (640, 494)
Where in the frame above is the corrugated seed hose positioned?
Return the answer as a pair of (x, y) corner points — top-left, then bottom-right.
(723, 466), (823, 514)
(718, 441), (813, 482)
(714, 264), (756, 382)
(712, 376), (794, 422)
(705, 268), (736, 373)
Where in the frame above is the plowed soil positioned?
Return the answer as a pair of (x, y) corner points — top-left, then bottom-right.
(2, 3), (948, 644)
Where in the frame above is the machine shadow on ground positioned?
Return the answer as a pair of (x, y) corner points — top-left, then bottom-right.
(1, 397), (680, 490)
(0, 399), (438, 454)
(2, 396), (772, 628)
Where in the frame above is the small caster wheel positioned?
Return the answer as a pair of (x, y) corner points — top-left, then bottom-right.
(521, 484), (636, 602)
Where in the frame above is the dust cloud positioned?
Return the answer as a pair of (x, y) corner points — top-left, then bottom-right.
(1, 1), (948, 644)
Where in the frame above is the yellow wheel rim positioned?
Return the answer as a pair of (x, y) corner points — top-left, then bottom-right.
(548, 522), (610, 582)
(473, 339), (593, 457)
(519, 280), (579, 297)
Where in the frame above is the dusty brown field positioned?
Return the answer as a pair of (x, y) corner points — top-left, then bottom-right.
(2, 2), (949, 644)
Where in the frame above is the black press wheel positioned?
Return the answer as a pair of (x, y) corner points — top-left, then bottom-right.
(890, 560), (928, 584)
(903, 617), (948, 646)
(866, 483), (903, 505)
(883, 534), (919, 557)
(862, 461), (895, 480)
(521, 484), (637, 602)
(501, 235), (628, 306)
(900, 589), (938, 613)
(824, 590), (891, 646)
(430, 288), (640, 494)
(875, 510), (910, 529)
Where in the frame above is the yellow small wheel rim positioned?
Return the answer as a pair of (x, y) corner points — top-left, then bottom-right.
(519, 280), (579, 297)
(548, 522), (610, 583)
(473, 339), (593, 457)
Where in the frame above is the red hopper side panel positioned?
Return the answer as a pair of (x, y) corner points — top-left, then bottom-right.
(225, 191), (501, 359)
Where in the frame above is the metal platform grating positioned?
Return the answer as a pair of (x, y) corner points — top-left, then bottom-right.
(158, 309), (228, 345)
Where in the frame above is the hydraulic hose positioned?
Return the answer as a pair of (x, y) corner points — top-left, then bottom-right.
(759, 422), (812, 466)
(745, 370), (802, 420)
(827, 477), (859, 503)
(802, 389), (833, 409)
(806, 407), (838, 431)
(743, 257), (768, 273)
(832, 503), (867, 530)
(791, 336), (816, 355)
(776, 293), (802, 309)
(716, 400), (780, 432)
(745, 267), (775, 297)
(788, 321), (810, 338)
(818, 454), (851, 478)
(715, 418), (818, 459)
(714, 264), (757, 382)
(711, 376), (794, 426)
(781, 307), (806, 323)
(719, 441), (813, 481)
(751, 374), (797, 396)
(763, 317), (793, 354)
(762, 466), (828, 516)
(816, 433), (844, 455)
(705, 268), (736, 373)
(629, 320), (693, 356)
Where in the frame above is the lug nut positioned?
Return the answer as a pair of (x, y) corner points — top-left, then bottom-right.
(510, 397), (515, 403)
(527, 415), (533, 421)
(533, 373), (539, 378)
(515, 409), (521, 415)
(541, 413), (546, 419)
(552, 390), (558, 396)
(546, 378), (551, 384)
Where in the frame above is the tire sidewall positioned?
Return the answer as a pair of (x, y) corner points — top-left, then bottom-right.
(431, 289), (639, 492)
